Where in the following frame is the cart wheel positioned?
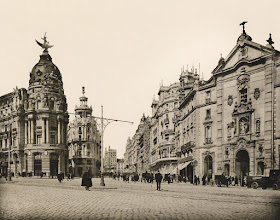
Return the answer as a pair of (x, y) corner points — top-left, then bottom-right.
(251, 182), (258, 189)
(272, 184), (278, 190)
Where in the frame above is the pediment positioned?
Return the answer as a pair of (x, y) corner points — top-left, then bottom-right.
(213, 40), (276, 75)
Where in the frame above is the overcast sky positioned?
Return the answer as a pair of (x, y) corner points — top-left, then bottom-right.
(1, 0), (280, 158)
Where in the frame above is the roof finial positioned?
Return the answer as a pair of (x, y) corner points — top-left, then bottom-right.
(267, 33), (274, 46)
(82, 86), (85, 96)
(240, 21), (248, 34)
(35, 33), (53, 52)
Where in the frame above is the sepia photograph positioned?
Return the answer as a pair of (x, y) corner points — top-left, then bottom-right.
(0, 1), (280, 219)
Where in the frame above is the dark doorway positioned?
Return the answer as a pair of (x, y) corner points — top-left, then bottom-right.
(204, 155), (213, 179)
(235, 150), (250, 178)
(78, 167), (83, 177)
(50, 154), (58, 177)
(224, 164), (230, 176)
(34, 154), (42, 176)
(187, 164), (193, 183)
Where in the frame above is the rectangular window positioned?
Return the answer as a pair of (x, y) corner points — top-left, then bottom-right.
(205, 126), (211, 144)
(49, 101), (54, 110)
(206, 109), (211, 119)
(240, 88), (247, 104)
(37, 100), (41, 109)
(50, 134), (56, 144)
(206, 91), (211, 103)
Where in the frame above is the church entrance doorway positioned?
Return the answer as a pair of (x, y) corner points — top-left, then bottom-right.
(235, 150), (249, 181)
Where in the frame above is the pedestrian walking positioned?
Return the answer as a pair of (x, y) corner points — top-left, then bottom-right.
(81, 167), (92, 191)
(235, 176), (238, 186)
(155, 171), (163, 191)
(57, 173), (63, 183)
(194, 175), (197, 185)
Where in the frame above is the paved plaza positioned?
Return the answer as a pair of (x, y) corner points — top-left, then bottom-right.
(0, 177), (280, 220)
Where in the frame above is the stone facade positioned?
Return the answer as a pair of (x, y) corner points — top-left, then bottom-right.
(116, 158), (124, 175)
(104, 146), (117, 173)
(150, 83), (180, 174)
(68, 87), (101, 177)
(176, 30), (280, 182)
(0, 42), (69, 177)
(124, 115), (150, 175)
(122, 28), (280, 183)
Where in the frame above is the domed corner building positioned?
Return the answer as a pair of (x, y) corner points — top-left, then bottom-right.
(67, 87), (102, 177)
(0, 36), (69, 178)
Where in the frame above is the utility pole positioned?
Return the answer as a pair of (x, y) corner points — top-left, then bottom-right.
(94, 106), (133, 186)
(8, 124), (12, 181)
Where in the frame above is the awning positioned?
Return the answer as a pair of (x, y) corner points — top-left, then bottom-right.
(178, 161), (191, 170)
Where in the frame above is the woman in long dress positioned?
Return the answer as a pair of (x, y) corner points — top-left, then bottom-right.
(81, 168), (92, 191)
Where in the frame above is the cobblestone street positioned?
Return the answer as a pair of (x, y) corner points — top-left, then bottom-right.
(1, 177), (280, 220)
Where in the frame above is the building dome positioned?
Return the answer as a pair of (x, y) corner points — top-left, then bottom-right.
(29, 51), (63, 88)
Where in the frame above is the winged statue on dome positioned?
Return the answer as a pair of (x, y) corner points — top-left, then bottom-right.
(35, 33), (53, 52)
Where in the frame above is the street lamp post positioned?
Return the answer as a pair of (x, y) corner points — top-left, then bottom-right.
(95, 106), (133, 186)
(100, 106), (105, 186)
(8, 127), (12, 181)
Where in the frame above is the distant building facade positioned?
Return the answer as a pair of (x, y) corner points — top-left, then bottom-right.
(123, 115), (150, 175)
(150, 83), (179, 174)
(0, 39), (69, 177)
(104, 146), (117, 173)
(116, 158), (124, 175)
(68, 87), (101, 177)
(124, 137), (135, 173)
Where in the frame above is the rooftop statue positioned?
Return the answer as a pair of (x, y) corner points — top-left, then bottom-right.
(35, 33), (53, 52)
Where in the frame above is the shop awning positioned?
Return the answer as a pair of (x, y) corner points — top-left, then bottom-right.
(178, 161), (191, 170)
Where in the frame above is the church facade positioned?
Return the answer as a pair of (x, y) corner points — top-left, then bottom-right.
(175, 29), (280, 182)
(0, 37), (69, 177)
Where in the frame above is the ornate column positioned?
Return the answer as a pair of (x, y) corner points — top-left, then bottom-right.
(25, 121), (28, 145)
(27, 152), (34, 174)
(30, 119), (34, 144)
(42, 151), (50, 177)
(58, 153), (65, 175)
(46, 118), (49, 144)
(57, 119), (61, 144)
(28, 119), (31, 144)
(42, 118), (45, 144)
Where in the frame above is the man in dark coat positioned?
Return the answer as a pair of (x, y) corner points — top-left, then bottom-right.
(81, 168), (92, 191)
(155, 171), (163, 191)
(57, 173), (63, 183)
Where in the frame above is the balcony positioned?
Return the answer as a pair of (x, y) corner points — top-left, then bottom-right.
(164, 118), (169, 125)
(178, 155), (193, 164)
(205, 115), (211, 121)
(181, 141), (195, 152)
(162, 128), (174, 135)
(205, 138), (213, 145)
(158, 140), (174, 147)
